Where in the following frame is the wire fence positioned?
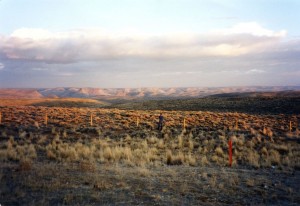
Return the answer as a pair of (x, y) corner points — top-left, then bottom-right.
(0, 107), (299, 133)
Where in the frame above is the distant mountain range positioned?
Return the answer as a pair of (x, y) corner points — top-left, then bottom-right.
(0, 86), (299, 99)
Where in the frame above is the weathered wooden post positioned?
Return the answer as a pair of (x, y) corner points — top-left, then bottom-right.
(228, 139), (232, 167)
(136, 117), (139, 127)
(45, 112), (48, 126)
(235, 118), (238, 130)
(183, 118), (186, 130)
(289, 121), (292, 132)
(90, 113), (93, 126)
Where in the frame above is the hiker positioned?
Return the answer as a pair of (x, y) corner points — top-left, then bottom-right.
(158, 113), (164, 131)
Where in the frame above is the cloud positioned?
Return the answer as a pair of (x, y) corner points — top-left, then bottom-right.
(246, 69), (266, 74)
(217, 22), (286, 37)
(0, 62), (4, 70)
(31, 68), (48, 71)
(152, 71), (203, 77)
(0, 23), (289, 64)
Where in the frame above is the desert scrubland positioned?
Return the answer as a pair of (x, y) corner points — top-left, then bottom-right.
(0, 99), (299, 205)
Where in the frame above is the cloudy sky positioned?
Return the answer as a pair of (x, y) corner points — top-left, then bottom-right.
(0, 0), (299, 88)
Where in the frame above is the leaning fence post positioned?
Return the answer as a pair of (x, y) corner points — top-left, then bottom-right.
(228, 139), (232, 167)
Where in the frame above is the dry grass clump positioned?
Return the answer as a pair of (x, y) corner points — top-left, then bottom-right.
(236, 134), (245, 147)
(157, 139), (165, 149)
(166, 150), (196, 166)
(200, 156), (209, 166)
(177, 134), (184, 148)
(37, 135), (48, 145)
(46, 140), (137, 164)
(102, 147), (114, 161)
(62, 145), (79, 161)
(246, 149), (260, 168)
(46, 142), (82, 161)
(246, 178), (255, 187)
(135, 167), (152, 177)
(188, 138), (194, 150)
(141, 140), (148, 150)
(0, 139), (37, 161)
(186, 153), (197, 166)
(147, 136), (158, 145)
(99, 145), (138, 164)
(75, 142), (93, 160)
(261, 147), (268, 156)
(215, 146), (224, 157)
(209, 174), (217, 187)
(268, 149), (281, 165)
(166, 150), (184, 165)
(16, 144), (37, 159)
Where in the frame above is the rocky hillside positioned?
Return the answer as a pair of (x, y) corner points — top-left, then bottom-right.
(0, 89), (43, 99)
(0, 86), (299, 99)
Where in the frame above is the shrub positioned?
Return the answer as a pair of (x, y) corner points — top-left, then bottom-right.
(246, 149), (260, 168)
(269, 149), (281, 165)
(215, 146), (224, 157)
(147, 136), (158, 145)
(200, 156), (209, 166)
(187, 153), (197, 166)
(166, 150), (184, 165)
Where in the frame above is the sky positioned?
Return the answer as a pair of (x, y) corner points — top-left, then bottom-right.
(0, 0), (299, 88)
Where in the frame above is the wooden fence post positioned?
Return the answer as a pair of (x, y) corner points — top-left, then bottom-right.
(183, 118), (186, 130)
(235, 118), (238, 130)
(136, 117), (139, 127)
(289, 121), (292, 132)
(45, 113), (48, 126)
(90, 113), (93, 126)
(228, 139), (232, 167)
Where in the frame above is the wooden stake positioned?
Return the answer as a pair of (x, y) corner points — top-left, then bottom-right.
(235, 118), (238, 130)
(289, 121), (292, 132)
(90, 113), (93, 126)
(45, 113), (48, 126)
(183, 118), (186, 129)
(228, 139), (232, 167)
(136, 117), (139, 127)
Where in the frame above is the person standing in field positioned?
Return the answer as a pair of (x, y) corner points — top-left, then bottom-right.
(158, 113), (164, 131)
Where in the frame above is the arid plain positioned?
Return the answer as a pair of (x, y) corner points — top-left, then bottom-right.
(0, 91), (299, 205)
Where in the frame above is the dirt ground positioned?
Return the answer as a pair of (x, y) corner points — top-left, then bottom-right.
(1, 162), (299, 205)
